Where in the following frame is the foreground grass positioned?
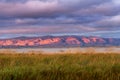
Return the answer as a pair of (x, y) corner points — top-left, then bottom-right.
(0, 53), (120, 80)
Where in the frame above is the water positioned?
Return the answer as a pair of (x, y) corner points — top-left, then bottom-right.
(0, 47), (120, 54)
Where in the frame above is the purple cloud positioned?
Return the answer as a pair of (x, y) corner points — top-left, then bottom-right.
(0, 0), (120, 38)
(0, 0), (110, 18)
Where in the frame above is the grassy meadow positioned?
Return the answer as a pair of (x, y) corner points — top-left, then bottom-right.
(0, 50), (120, 80)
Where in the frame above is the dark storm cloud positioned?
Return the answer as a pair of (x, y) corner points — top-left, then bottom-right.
(0, 0), (120, 38)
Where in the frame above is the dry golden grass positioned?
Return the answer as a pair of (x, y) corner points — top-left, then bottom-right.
(0, 47), (119, 80)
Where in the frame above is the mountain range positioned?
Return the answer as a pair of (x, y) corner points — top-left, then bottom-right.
(0, 36), (120, 48)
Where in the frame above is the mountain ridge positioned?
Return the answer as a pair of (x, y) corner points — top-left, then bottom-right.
(0, 35), (120, 48)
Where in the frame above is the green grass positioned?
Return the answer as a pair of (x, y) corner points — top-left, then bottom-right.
(0, 53), (120, 80)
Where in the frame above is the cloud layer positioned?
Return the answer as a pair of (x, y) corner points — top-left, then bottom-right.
(0, 0), (120, 38)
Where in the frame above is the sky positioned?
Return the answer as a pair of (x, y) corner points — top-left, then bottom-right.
(0, 0), (120, 38)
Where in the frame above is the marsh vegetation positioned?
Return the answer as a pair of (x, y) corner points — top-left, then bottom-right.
(0, 50), (120, 80)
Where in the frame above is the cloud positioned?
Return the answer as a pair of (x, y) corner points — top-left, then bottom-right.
(0, 24), (97, 35)
(94, 14), (120, 28)
(112, 0), (120, 5)
(0, 0), (59, 18)
(0, 0), (120, 38)
(0, 0), (110, 18)
(72, 2), (120, 16)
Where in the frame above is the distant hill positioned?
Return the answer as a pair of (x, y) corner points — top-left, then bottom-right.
(0, 36), (120, 48)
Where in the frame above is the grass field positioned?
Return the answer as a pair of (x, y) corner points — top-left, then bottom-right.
(0, 51), (120, 80)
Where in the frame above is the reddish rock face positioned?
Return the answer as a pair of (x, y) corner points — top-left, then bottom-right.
(0, 40), (13, 46)
(28, 41), (34, 46)
(66, 37), (80, 44)
(15, 40), (26, 46)
(0, 41), (5, 46)
(4, 40), (13, 46)
(82, 37), (90, 43)
(0, 37), (62, 46)
(90, 37), (97, 42)
(0, 36), (119, 47)
(90, 37), (105, 43)
(39, 38), (61, 45)
(81, 37), (105, 44)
